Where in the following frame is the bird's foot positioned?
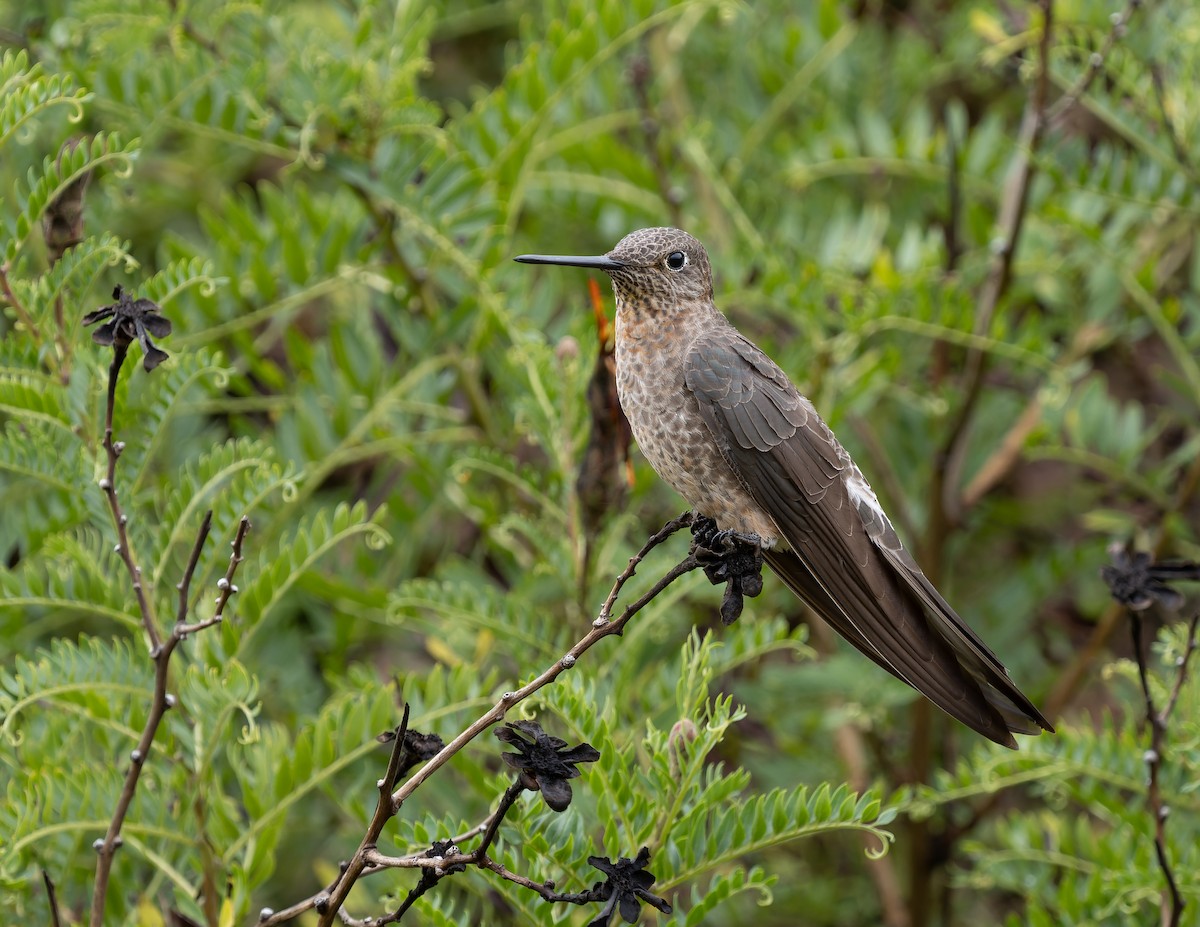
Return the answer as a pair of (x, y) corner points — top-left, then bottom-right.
(689, 515), (765, 625)
(690, 515), (759, 554)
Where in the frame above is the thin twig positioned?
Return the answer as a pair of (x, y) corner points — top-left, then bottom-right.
(1129, 609), (1192, 927)
(1161, 612), (1199, 721)
(308, 779), (553, 923)
(176, 512), (213, 625)
(370, 779), (527, 927)
(477, 855), (598, 904)
(312, 511), (698, 925)
(0, 261), (42, 341)
(99, 345), (161, 650)
(1147, 62), (1190, 169)
(474, 780), (527, 861)
(90, 502), (249, 925)
(911, 8), (1056, 927)
(598, 511), (694, 621)
(935, 0), (1056, 532)
(177, 516), (250, 636)
(42, 869), (62, 927)
(1047, 0), (1142, 124)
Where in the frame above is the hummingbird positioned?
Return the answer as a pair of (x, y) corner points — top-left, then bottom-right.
(516, 227), (1052, 748)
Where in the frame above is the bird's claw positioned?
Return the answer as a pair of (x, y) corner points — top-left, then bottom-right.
(689, 515), (765, 624)
(691, 515), (758, 555)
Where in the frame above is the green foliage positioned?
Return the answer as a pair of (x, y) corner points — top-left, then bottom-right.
(2, 1), (1200, 925)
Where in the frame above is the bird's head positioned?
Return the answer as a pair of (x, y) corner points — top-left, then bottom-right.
(515, 227), (714, 314)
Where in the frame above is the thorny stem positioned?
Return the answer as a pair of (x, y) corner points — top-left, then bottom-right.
(1130, 610), (1198, 927)
(90, 357), (252, 927)
(295, 512), (697, 926)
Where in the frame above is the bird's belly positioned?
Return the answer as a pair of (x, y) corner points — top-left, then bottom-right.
(618, 373), (779, 543)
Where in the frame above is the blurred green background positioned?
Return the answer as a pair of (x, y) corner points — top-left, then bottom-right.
(2, 1), (1199, 925)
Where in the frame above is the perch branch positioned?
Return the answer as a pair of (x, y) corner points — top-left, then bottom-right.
(299, 512), (698, 925)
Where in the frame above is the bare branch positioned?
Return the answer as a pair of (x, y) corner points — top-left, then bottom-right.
(0, 261), (42, 343)
(935, 0), (1056, 533)
(310, 512), (698, 925)
(176, 512), (213, 625)
(1129, 610), (1190, 927)
(473, 780), (526, 862)
(1047, 0), (1143, 124)
(90, 502), (250, 925)
(177, 516), (250, 636)
(1161, 612), (1199, 723)
(42, 869), (62, 927)
(99, 344), (161, 651)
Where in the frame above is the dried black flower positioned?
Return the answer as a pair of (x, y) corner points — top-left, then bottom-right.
(376, 727), (446, 779)
(424, 839), (466, 875)
(585, 847), (671, 927)
(83, 286), (172, 371)
(495, 720), (600, 812)
(1102, 544), (1200, 612)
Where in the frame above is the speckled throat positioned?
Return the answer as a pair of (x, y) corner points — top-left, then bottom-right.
(611, 287), (783, 543)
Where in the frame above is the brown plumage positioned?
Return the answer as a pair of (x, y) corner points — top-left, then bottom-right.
(516, 228), (1053, 748)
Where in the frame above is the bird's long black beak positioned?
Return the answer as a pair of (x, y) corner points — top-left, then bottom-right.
(514, 253), (625, 271)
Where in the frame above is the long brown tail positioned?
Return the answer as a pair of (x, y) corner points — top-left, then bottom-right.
(763, 548), (1051, 748)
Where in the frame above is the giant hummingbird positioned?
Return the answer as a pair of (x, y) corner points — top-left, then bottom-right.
(516, 227), (1052, 748)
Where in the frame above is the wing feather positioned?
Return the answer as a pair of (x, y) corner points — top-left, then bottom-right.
(684, 331), (1051, 745)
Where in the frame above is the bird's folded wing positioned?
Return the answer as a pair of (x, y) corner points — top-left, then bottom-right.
(684, 332), (1050, 744)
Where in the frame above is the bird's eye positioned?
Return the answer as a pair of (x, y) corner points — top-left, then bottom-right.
(666, 251), (687, 271)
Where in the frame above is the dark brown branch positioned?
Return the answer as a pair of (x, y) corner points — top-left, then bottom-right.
(1148, 62), (1191, 171)
(476, 855), (598, 904)
(1162, 613), (1199, 721)
(99, 344), (161, 651)
(42, 869), (62, 927)
(474, 779), (526, 862)
(1129, 610), (1193, 927)
(912, 8), (1056, 927)
(1047, 0), (1142, 123)
(934, 0), (1056, 535)
(176, 512), (213, 625)
(90, 496), (250, 927)
(0, 261), (42, 341)
(310, 512), (698, 925)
